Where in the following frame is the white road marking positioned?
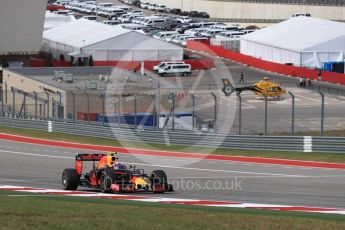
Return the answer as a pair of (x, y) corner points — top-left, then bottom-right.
(0, 149), (309, 178)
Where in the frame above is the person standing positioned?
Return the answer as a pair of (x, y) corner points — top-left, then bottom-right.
(318, 69), (322, 81)
(307, 79), (312, 88)
(303, 78), (307, 88)
(239, 72), (244, 83)
(299, 77), (303, 87)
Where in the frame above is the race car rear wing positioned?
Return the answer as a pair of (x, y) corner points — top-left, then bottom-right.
(75, 153), (119, 175)
(76, 153), (106, 161)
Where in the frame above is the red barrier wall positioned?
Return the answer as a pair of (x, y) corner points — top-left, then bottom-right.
(29, 58), (47, 67)
(77, 112), (97, 121)
(187, 41), (345, 85)
(52, 60), (71, 67)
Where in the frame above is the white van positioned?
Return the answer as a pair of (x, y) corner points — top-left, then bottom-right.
(153, 61), (185, 71)
(158, 64), (192, 76)
(143, 18), (166, 26)
(152, 31), (178, 40)
(82, 15), (99, 21)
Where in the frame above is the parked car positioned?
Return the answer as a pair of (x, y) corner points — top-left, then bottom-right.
(181, 11), (189, 16)
(176, 16), (192, 24)
(188, 11), (199, 17)
(156, 21), (181, 31)
(154, 5), (166, 12)
(103, 20), (121, 25)
(153, 31), (179, 40)
(180, 37), (209, 46)
(82, 15), (99, 21)
(170, 8), (181, 15)
(291, 13), (311, 17)
(140, 2), (149, 9)
(198, 12), (210, 18)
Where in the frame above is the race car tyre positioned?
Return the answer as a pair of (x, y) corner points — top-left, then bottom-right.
(100, 168), (116, 193)
(100, 175), (113, 193)
(151, 170), (168, 193)
(62, 168), (79, 190)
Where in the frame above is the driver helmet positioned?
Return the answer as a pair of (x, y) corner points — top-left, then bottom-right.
(113, 162), (126, 170)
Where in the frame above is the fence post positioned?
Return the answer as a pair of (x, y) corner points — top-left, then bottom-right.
(12, 88), (15, 118)
(236, 93), (242, 135)
(191, 93), (195, 131)
(264, 95), (268, 135)
(172, 95), (175, 131)
(117, 95), (121, 128)
(288, 92), (295, 135)
(84, 91), (90, 124)
(71, 92), (75, 122)
(33, 91), (38, 120)
(23, 93), (26, 118)
(211, 92), (217, 133)
(0, 86), (3, 116)
(156, 79), (160, 130)
(134, 93), (137, 129)
(46, 92), (50, 119)
(101, 93), (105, 126)
(319, 91), (324, 136)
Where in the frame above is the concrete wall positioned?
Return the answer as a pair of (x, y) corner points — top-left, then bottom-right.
(146, 0), (345, 21)
(3, 69), (65, 119)
(0, 0), (46, 55)
(3, 69), (105, 120)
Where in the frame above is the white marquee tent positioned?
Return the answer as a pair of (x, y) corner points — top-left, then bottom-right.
(240, 17), (345, 68)
(44, 11), (76, 31)
(42, 19), (183, 61)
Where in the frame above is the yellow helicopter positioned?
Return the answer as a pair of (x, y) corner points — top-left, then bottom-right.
(222, 77), (286, 100)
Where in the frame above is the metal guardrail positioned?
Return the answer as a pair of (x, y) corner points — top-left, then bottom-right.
(1, 117), (344, 153)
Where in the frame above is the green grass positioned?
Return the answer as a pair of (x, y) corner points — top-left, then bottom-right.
(1, 126), (345, 163)
(0, 190), (344, 230)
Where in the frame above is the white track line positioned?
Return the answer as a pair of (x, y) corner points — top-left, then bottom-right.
(0, 149), (308, 178)
(1, 185), (344, 215)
